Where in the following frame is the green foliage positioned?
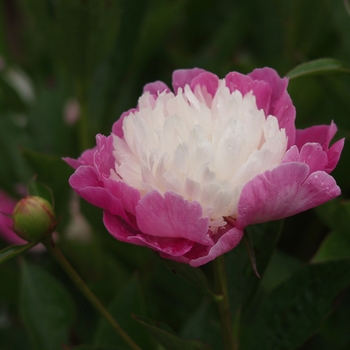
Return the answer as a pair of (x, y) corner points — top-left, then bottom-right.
(241, 260), (350, 350)
(134, 315), (209, 350)
(161, 259), (215, 297)
(0, 241), (36, 264)
(286, 58), (350, 79)
(93, 276), (151, 349)
(28, 178), (55, 207)
(20, 260), (76, 350)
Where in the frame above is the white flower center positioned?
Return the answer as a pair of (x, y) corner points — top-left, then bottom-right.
(111, 80), (287, 230)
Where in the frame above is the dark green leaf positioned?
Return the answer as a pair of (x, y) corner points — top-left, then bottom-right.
(21, 148), (72, 224)
(161, 258), (215, 297)
(318, 287), (350, 349)
(28, 178), (55, 207)
(226, 221), (282, 325)
(260, 250), (303, 292)
(241, 259), (350, 350)
(134, 315), (209, 350)
(70, 346), (124, 350)
(0, 242), (36, 265)
(93, 276), (151, 349)
(179, 300), (220, 348)
(20, 260), (75, 350)
(313, 200), (350, 262)
(313, 229), (350, 262)
(314, 199), (350, 233)
(286, 58), (350, 79)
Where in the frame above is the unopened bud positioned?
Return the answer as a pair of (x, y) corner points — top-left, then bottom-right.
(13, 196), (56, 241)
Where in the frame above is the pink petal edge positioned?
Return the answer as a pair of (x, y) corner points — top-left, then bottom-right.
(237, 163), (340, 228)
(136, 190), (212, 246)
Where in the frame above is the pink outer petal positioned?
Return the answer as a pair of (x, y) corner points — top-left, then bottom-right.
(297, 143), (328, 174)
(103, 178), (140, 217)
(0, 191), (27, 245)
(281, 145), (299, 163)
(94, 134), (115, 179)
(161, 225), (244, 267)
(0, 191), (46, 252)
(64, 134), (114, 172)
(172, 68), (207, 93)
(295, 122), (337, 150)
(143, 81), (170, 95)
(68, 166), (132, 225)
(248, 67), (296, 147)
(188, 226), (244, 267)
(248, 67), (288, 103)
(103, 211), (194, 256)
(112, 108), (138, 138)
(295, 122), (344, 173)
(63, 147), (96, 169)
(135, 190), (212, 246)
(103, 211), (138, 242)
(237, 163), (341, 228)
(326, 138), (345, 173)
(282, 143), (328, 174)
(225, 72), (272, 116)
(190, 72), (219, 97)
(282, 143), (329, 175)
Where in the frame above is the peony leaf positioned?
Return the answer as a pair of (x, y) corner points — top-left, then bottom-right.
(313, 199), (350, 261)
(314, 198), (350, 233)
(260, 250), (303, 292)
(21, 147), (71, 226)
(313, 230), (350, 262)
(286, 58), (350, 79)
(20, 260), (75, 350)
(226, 221), (282, 323)
(0, 242), (36, 265)
(161, 259), (215, 297)
(28, 178), (55, 208)
(133, 315), (210, 350)
(93, 276), (151, 349)
(240, 259), (350, 350)
(179, 300), (221, 347)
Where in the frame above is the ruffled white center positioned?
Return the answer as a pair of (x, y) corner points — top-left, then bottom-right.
(111, 80), (287, 230)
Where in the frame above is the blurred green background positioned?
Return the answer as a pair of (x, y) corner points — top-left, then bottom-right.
(0, 0), (350, 349)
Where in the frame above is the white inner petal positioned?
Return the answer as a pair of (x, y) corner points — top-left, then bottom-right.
(112, 79), (287, 231)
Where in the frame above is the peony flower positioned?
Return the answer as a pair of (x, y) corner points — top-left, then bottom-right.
(65, 68), (344, 267)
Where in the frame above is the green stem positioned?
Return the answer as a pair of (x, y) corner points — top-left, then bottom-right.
(44, 239), (142, 350)
(213, 255), (237, 350)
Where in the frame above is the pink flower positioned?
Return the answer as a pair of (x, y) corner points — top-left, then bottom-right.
(0, 190), (29, 246)
(65, 68), (344, 267)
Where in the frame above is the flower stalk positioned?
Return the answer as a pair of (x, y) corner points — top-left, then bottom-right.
(44, 238), (142, 350)
(213, 255), (237, 350)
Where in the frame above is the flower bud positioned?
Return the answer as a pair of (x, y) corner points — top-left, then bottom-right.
(12, 196), (56, 241)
